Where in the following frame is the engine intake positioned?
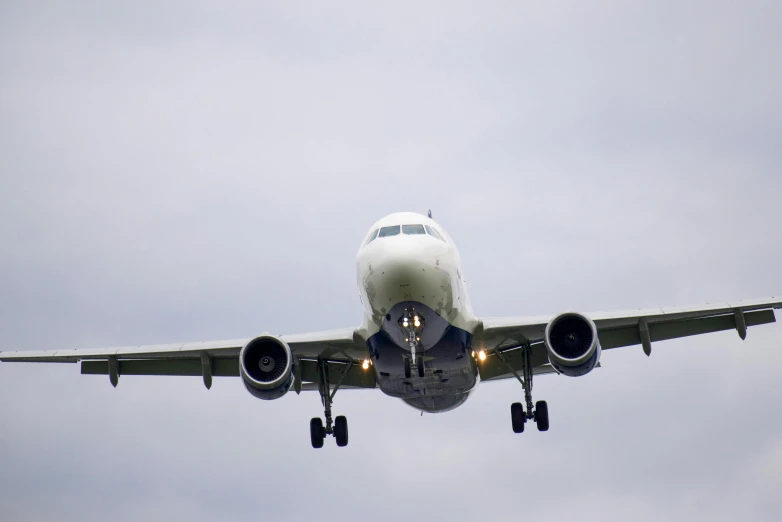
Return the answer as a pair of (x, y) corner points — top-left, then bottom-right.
(544, 312), (601, 377)
(239, 335), (294, 400)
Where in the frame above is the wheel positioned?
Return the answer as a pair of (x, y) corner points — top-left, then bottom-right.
(417, 357), (425, 377)
(404, 357), (411, 378)
(334, 415), (349, 447)
(511, 402), (525, 433)
(310, 417), (325, 448)
(534, 401), (549, 432)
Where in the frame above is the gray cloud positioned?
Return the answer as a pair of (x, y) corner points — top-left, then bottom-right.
(1, 1), (781, 521)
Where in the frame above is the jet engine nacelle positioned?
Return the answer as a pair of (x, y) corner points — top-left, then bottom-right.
(544, 312), (601, 377)
(239, 335), (295, 400)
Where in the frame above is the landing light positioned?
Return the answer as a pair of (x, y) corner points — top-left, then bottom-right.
(362, 359), (370, 370)
(478, 350), (486, 361)
(413, 316), (421, 328)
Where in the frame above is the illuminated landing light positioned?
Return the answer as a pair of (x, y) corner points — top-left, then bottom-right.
(413, 316), (421, 328)
(402, 320), (409, 328)
(362, 359), (370, 370)
(478, 350), (486, 362)
(471, 350), (476, 358)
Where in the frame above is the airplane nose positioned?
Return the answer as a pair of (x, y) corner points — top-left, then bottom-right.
(365, 245), (447, 311)
(376, 248), (430, 284)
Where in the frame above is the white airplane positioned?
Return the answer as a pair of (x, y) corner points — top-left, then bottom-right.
(2, 211), (780, 448)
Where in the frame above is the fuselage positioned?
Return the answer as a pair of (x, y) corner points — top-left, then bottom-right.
(355, 212), (481, 412)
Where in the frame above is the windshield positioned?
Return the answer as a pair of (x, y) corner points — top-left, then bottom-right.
(425, 225), (445, 241)
(371, 224), (441, 241)
(402, 224), (426, 235)
(378, 225), (401, 237)
(364, 228), (379, 246)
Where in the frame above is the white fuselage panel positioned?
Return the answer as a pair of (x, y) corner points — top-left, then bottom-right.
(355, 212), (478, 340)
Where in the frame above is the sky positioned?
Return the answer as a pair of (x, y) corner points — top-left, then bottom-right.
(1, 1), (781, 520)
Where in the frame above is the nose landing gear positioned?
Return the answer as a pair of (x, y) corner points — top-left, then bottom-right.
(403, 356), (425, 379)
(401, 308), (425, 379)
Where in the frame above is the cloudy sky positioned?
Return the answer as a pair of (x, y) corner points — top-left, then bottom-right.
(1, 1), (781, 520)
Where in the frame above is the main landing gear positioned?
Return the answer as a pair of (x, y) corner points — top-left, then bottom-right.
(310, 357), (349, 448)
(503, 344), (549, 434)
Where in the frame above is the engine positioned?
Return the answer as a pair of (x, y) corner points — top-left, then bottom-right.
(544, 312), (601, 377)
(239, 335), (295, 400)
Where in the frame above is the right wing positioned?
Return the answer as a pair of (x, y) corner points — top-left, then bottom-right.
(0, 328), (376, 390)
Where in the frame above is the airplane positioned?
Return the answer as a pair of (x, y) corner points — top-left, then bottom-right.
(1, 211), (780, 448)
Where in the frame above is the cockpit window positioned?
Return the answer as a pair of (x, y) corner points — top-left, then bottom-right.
(364, 228), (379, 246)
(425, 225), (445, 241)
(378, 225), (401, 237)
(402, 224), (426, 235)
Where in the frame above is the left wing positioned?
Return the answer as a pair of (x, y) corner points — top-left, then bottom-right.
(476, 297), (782, 381)
(0, 328), (375, 390)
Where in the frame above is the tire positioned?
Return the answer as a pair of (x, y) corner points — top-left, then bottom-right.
(335, 415), (349, 447)
(310, 417), (324, 448)
(404, 357), (411, 379)
(417, 357), (425, 377)
(511, 402), (525, 433)
(535, 401), (549, 432)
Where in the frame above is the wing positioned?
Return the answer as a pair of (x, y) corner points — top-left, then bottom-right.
(476, 297), (782, 382)
(0, 328), (376, 390)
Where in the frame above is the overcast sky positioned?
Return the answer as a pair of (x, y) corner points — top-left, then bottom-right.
(1, 1), (781, 521)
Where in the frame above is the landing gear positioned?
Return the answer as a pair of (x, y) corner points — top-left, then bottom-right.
(500, 344), (550, 434)
(534, 400), (549, 432)
(404, 356), (425, 378)
(334, 415), (348, 447)
(310, 417), (324, 448)
(511, 402), (525, 433)
(311, 357), (351, 448)
(402, 307), (424, 380)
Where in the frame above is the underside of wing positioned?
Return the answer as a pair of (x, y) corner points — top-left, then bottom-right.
(477, 296), (781, 382)
(0, 328), (376, 390)
(0, 338), (248, 363)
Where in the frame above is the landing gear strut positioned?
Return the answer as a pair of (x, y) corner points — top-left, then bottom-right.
(402, 307), (425, 379)
(310, 357), (350, 448)
(501, 344), (549, 433)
